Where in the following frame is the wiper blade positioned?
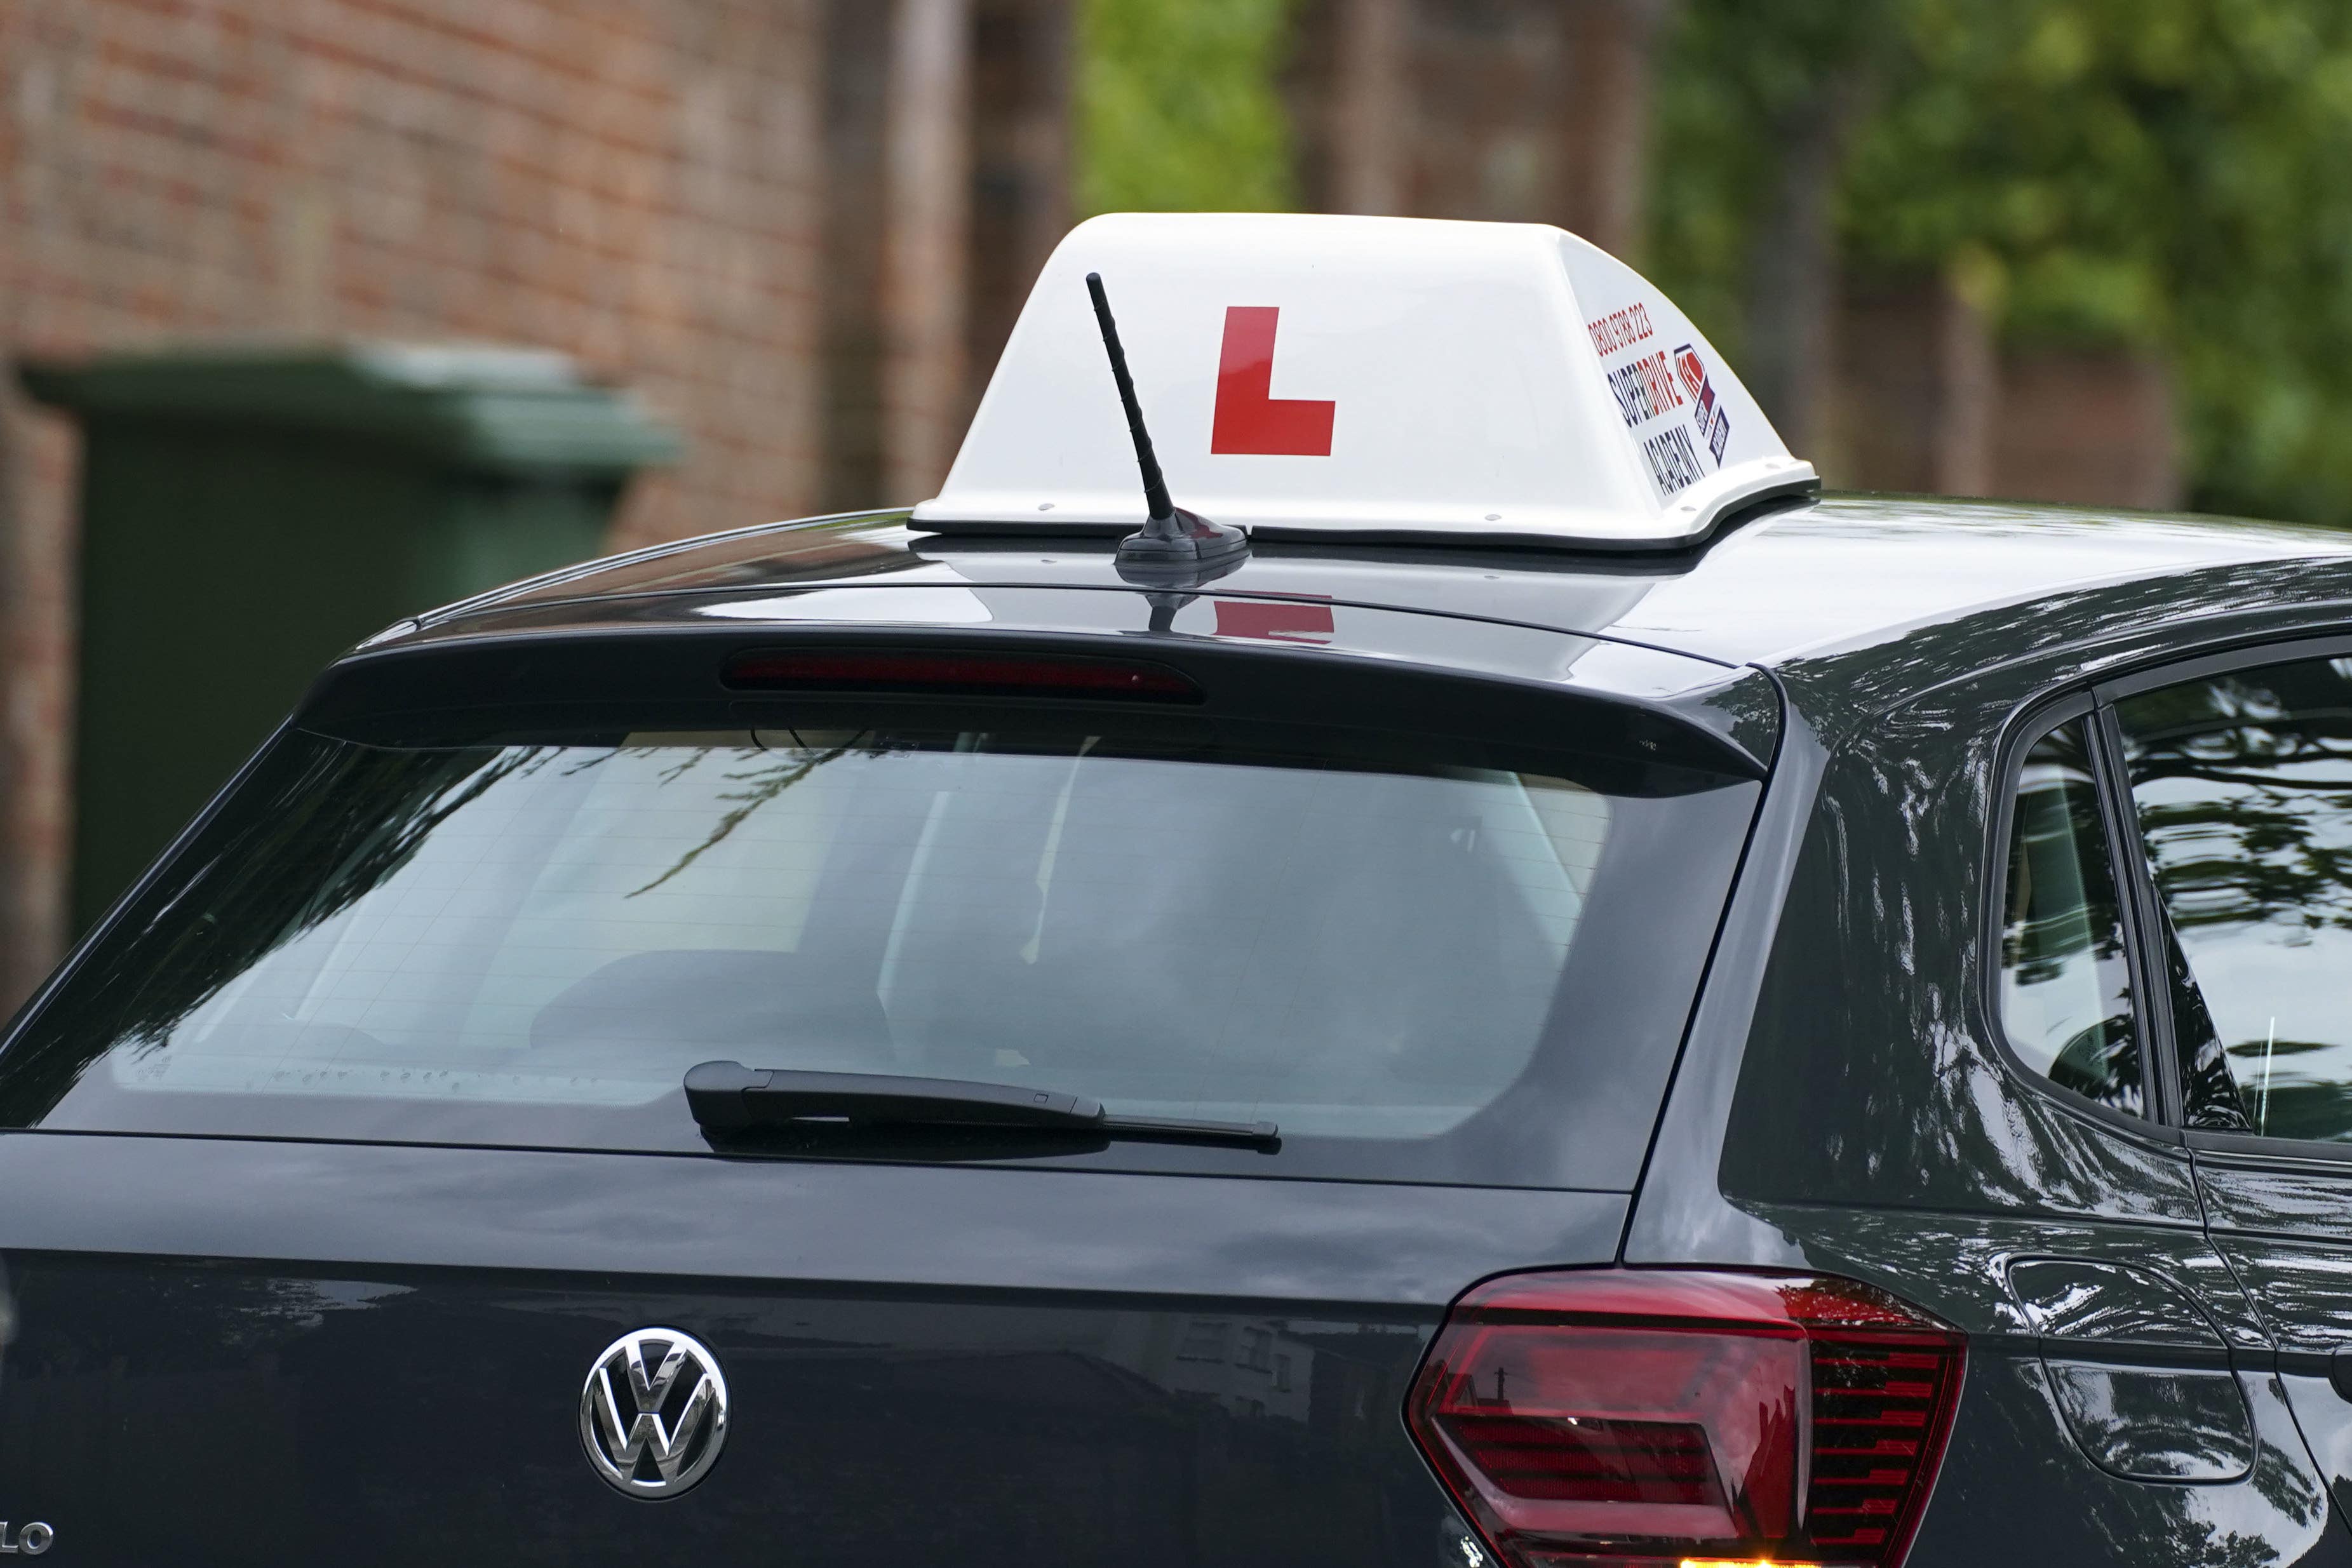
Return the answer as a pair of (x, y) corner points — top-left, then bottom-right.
(684, 1061), (1279, 1149)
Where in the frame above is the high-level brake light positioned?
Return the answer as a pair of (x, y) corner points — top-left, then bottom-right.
(1406, 1270), (1964, 1568)
(722, 649), (1201, 702)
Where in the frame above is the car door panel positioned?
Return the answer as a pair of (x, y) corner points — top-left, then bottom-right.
(2189, 1156), (2352, 1517)
(2196, 1158), (2352, 1240)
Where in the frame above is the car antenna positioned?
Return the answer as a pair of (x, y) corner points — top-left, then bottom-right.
(1086, 271), (1249, 571)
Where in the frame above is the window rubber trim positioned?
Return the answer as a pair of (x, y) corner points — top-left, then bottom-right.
(1977, 689), (2180, 1145)
(2183, 1128), (2352, 1166)
(2091, 631), (2352, 706)
(2087, 700), (2184, 1127)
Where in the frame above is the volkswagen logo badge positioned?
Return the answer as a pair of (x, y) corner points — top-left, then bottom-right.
(579, 1327), (730, 1498)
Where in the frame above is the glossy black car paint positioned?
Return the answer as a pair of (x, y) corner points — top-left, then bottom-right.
(1623, 507), (2352, 1566)
(0, 1132), (1617, 1565)
(8, 495), (2352, 1565)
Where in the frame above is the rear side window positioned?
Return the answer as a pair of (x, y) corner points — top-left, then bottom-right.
(1998, 718), (2143, 1113)
(0, 707), (1761, 1188)
(2118, 653), (2352, 1140)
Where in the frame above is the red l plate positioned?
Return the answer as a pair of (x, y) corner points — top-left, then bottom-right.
(1211, 306), (1336, 457)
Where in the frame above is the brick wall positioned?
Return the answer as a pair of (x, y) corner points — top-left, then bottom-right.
(1994, 349), (2182, 512)
(1831, 276), (2182, 511)
(0, 0), (829, 1005)
(818, 0), (1068, 513)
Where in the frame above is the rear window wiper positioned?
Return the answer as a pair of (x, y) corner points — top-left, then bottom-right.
(684, 1061), (1279, 1149)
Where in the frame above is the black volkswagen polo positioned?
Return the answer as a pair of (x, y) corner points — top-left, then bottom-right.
(9, 214), (2352, 1567)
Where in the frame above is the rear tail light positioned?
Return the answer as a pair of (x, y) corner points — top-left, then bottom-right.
(723, 648), (1201, 702)
(1406, 1270), (1964, 1568)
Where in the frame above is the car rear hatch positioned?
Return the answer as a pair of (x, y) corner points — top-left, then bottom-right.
(0, 1140), (1630, 1565)
(0, 592), (1775, 1566)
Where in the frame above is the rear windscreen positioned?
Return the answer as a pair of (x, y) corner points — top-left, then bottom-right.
(0, 710), (1760, 1187)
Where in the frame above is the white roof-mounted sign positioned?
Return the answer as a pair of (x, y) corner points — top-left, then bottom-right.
(912, 213), (1817, 551)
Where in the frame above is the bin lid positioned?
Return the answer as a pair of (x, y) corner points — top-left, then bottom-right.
(18, 343), (682, 476)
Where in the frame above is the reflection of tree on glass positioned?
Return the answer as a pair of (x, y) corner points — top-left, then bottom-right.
(625, 732), (866, 897)
(96, 743), (550, 1054)
(2120, 657), (2352, 1139)
(1998, 721), (2140, 1113)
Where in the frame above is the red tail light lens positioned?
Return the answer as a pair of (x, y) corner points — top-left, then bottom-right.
(1406, 1270), (1964, 1568)
(723, 649), (1201, 702)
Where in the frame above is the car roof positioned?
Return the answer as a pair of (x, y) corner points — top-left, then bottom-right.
(391, 493), (2352, 732)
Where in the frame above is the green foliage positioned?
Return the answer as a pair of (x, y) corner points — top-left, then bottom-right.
(1652, 0), (2352, 525)
(1845, 0), (2183, 342)
(1075, 0), (1300, 216)
(1648, 0), (1907, 361)
(1644, 12), (1776, 357)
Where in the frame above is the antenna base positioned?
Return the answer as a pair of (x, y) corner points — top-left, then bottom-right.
(1116, 508), (1249, 570)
